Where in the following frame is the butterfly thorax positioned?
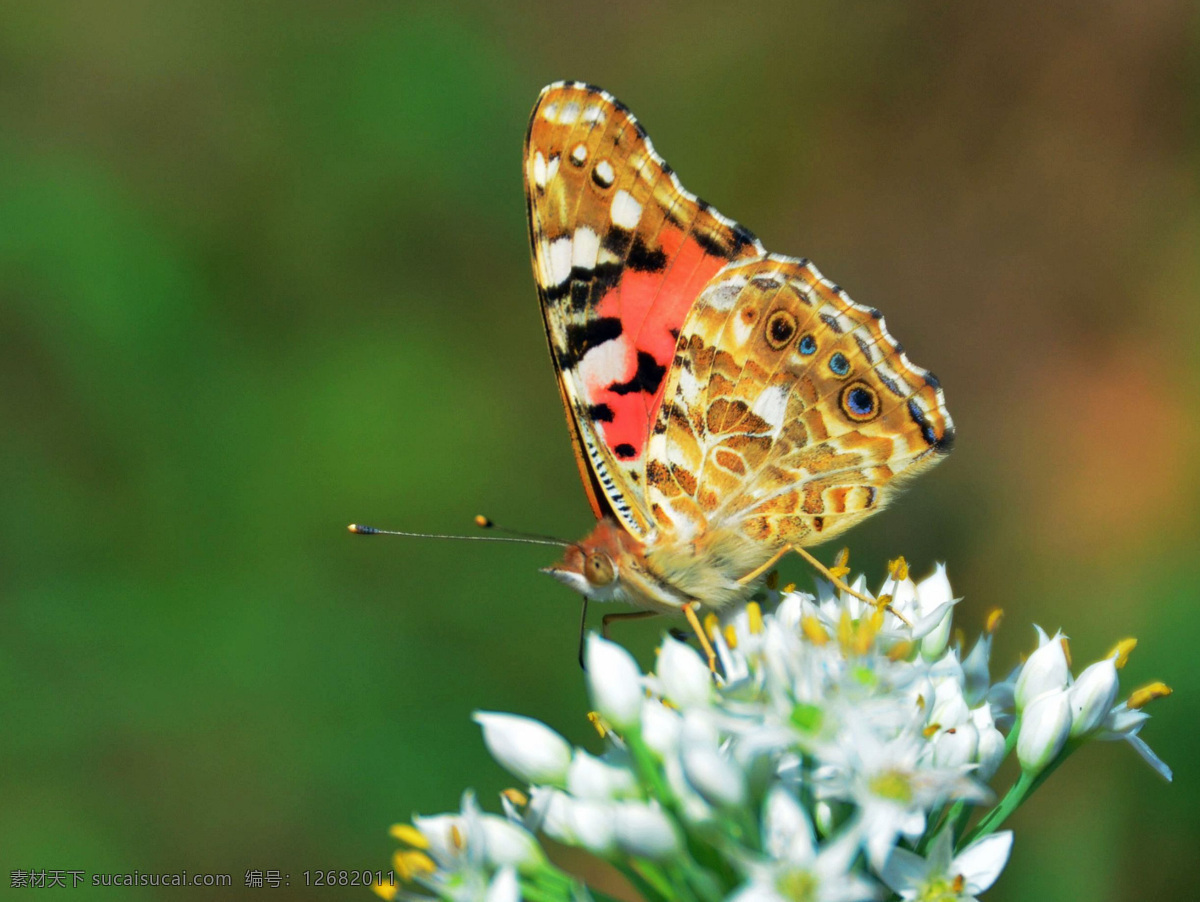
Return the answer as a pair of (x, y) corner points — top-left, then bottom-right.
(544, 516), (765, 613)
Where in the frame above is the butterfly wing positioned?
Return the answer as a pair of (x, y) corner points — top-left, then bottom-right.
(525, 82), (765, 539)
(644, 255), (953, 571)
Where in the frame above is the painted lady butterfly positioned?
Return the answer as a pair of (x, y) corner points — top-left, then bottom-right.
(526, 82), (953, 657)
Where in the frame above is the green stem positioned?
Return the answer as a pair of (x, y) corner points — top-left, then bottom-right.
(629, 859), (677, 901)
(959, 739), (1076, 848)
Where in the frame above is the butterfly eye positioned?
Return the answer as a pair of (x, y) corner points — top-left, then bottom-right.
(584, 551), (615, 587)
(765, 310), (798, 349)
(829, 352), (850, 377)
(798, 334), (817, 355)
(841, 382), (879, 421)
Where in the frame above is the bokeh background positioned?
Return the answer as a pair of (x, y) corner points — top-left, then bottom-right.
(2, 2), (1197, 899)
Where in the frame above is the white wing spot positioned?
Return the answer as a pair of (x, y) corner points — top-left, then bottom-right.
(582, 105), (606, 123)
(571, 144), (588, 165)
(546, 154), (560, 184)
(751, 385), (789, 431)
(702, 278), (746, 312)
(559, 102), (581, 125)
(594, 159), (615, 187)
(548, 237), (573, 286)
(532, 151), (547, 188)
(611, 190), (643, 229)
(572, 226), (600, 270)
(542, 102), (559, 121)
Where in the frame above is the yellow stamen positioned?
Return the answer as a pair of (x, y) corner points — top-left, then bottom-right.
(875, 593), (893, 609)
(888, 639), (915, 661)
(587, 711), (609, 738)
(923, 723), (941, 739)
(782, 582), (797, 594)
(802, 615), (829, 646)
(916, 693), (926, 709)
(449, 824), (465, 851)
(371, 879), (398, 901)
(952, 874), (965, 892)
(986, 607), (1004, 634)
(1109, 637), (1137, 669)
(703, 612), (720, 640)
(389, 823), (429, 849)
(501, 788), (528, 807)
(747, 601), (764, 634)
(723, 623), (739, 649)
(837, 610), (854, 649)
(1128, 681), (1172, 709)
(834, 546), (850, 570)
(766, 570), (779, 590)
(399, 850), (436, 878)
(392, 851), (410, 881)
(953, 627), (966, 651)
(888, 556), (909, 581)
(1060, 636), (1072, 668)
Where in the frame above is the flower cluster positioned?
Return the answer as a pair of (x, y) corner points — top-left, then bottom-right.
(377, 559), (1171, 902)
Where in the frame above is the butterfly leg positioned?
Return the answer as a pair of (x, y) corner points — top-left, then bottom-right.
(683, 602), (719, 675)
(600, 609), (659, 641)
(739, 544), (877, 606)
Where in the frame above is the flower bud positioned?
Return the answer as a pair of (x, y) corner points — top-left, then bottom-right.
(657, 636), (712, 708)
(682, 743), (746, 808)
(1017, 688), (1072, 773)
(480, 814), (544, 870)
(933, 722), (979, 768)
(1069, 657), (1120, 737)
(473, 712), (571, 786)
(566, 799), (617, 854)
(929, 678), (970, 729)
(612, 801), (681, 858)
(916, 564), (955, 659)
(567, 750), (637, 800)
(485, 867), (519, 902)
(585, 634), (643, 731)
(640, 700), (682, 757)
(971, 704), (1006, 780)
(961, 634), (993, 706)
(1014, 628), (1070, 713)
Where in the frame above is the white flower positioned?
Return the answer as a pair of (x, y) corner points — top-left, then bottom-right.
(484, 866), (519, 902)
(585, 633), (643, 730)
(1014, 627), (1070, 713)
(473, 712), (572, 786)
(881, 829), (1013, 901)
(729, 785), (877, 902)
(1068, 657), (1119, 737)
(681, 740), (746, 808)
(971, 704), (1006, 781)
(612, 801), (681, 858)
(1016, 688), (1072, 773)
(640, 699), (682, 757)
(479, 814), (544, 870)
(656, 635), (712, 708)
(1098, 703), (1173, 781)
(961, 634), (993, 707)
(566, 749), (637, 800)
(915, 564), (958, 658)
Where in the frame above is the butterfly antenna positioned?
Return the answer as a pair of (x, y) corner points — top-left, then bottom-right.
(473, 514), (572, 547)
(348, 521), (567, 548)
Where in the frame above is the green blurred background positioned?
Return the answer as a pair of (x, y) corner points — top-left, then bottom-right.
(2, 2), (1197, 899)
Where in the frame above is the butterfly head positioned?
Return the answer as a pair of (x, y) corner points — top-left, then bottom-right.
(540, 517), (634, 602)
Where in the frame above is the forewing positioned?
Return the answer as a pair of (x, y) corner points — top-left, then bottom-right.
(525, 81), (764, 538)
(645, 255), (954, 557)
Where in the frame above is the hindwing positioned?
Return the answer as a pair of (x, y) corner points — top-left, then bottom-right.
(644, 256), (954, 562)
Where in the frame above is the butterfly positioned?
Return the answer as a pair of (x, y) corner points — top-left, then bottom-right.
(525, 82), (953, 660)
